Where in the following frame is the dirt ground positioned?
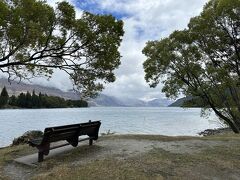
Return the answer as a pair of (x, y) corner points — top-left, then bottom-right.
(1, 134), (240, 180)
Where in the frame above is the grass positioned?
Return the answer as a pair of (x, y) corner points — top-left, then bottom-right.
(0, 145), (36, 179)
(39, 146), (240, 179)
(1, 134), (240, 179)
(138, 145), (240, 179)
(33, 144), (240, 179)
(33, 159), (151, 180)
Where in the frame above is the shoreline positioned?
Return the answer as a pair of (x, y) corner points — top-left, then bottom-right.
(0, 127), (233, 149)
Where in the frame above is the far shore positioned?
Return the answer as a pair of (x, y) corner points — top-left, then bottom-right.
(0, 105), (89, 110)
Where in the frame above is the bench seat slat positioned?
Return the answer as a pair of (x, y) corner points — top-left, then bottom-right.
(50, 126), (80, 132)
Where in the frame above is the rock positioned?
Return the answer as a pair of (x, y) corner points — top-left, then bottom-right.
(101, 129), (115, 136)
(198, 128), (232, 136)
(12, 130), (43, 146)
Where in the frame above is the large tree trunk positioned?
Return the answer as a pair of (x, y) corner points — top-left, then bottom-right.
(210, 106), (240, 133)
(202, 94), (240, 133)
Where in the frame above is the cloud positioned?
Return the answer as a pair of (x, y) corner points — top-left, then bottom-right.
(6, 0), (208, 100)
(82, 0), (208, 99)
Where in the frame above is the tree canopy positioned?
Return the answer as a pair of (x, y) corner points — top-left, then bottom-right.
(0, 0), (124, 97)
(8, 91), (88, 108)
(143, 0), (240, 132)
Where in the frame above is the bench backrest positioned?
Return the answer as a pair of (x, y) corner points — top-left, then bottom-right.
(42, 121), (101, 144)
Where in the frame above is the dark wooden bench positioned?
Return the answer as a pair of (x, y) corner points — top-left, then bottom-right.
(27, 120), (101, 162)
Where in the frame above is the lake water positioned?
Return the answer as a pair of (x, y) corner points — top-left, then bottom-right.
(0, 107), (222, 148)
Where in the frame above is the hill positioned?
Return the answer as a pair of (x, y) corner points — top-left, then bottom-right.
(0, 78), (173, 107)
(0, 78), (80, 100)
(88, 95), (173, 107)
(168, 97), (193, 107)
(168, 96), (207, 108)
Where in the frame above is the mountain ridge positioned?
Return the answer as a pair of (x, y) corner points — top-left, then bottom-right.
(0, 78), (173, 107)
(168, 97), (193, 107)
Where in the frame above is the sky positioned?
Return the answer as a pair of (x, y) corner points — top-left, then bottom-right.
(35, 0), (208, 100)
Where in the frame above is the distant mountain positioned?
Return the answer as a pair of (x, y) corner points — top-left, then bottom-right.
(0, 78), (80, 100)
(168, 97), (193, 107)
(90, 95), (173, 107)
(88, 94), (125, 107)
(0, 78), (173, 107)
(169, 96), (208, 108)
(117, 97), (146, 107)
(146, 98), (173, 107)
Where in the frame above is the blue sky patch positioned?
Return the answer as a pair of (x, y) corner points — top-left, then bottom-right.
(73, 0), (130, 19)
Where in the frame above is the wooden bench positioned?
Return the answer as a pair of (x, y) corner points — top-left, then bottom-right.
(27, 120), (101, 162)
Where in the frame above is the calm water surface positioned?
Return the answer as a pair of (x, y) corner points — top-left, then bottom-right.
(0, 107), (222, 147)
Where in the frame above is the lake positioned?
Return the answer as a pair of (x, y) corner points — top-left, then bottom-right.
(0, 107), (222, 148)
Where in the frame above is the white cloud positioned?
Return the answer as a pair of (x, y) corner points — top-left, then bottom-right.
(98, 0), (208, 99)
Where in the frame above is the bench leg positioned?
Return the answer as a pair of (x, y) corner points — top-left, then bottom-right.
(38, 152), (44, 162)
(89, 139), (93, 146)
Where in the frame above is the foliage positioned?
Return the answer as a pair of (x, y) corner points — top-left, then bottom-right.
(0, 0), (124, 97)
(182, 97), (208, 108)
(0, 86), (8, 107)
(7, 90), (88, 108)
(143, 0), (240, 132)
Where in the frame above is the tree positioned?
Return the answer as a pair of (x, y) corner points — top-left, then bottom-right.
(0, 86), (9, 107)
(143, 0), (240, 133)
(31, 90), (39, 108)
(38, 92), (43, 108)
(25, 91), (32, 108)
(9, 95), (17, 106)
(0, 0), (124, 97)
(17, 93), (26, 108)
